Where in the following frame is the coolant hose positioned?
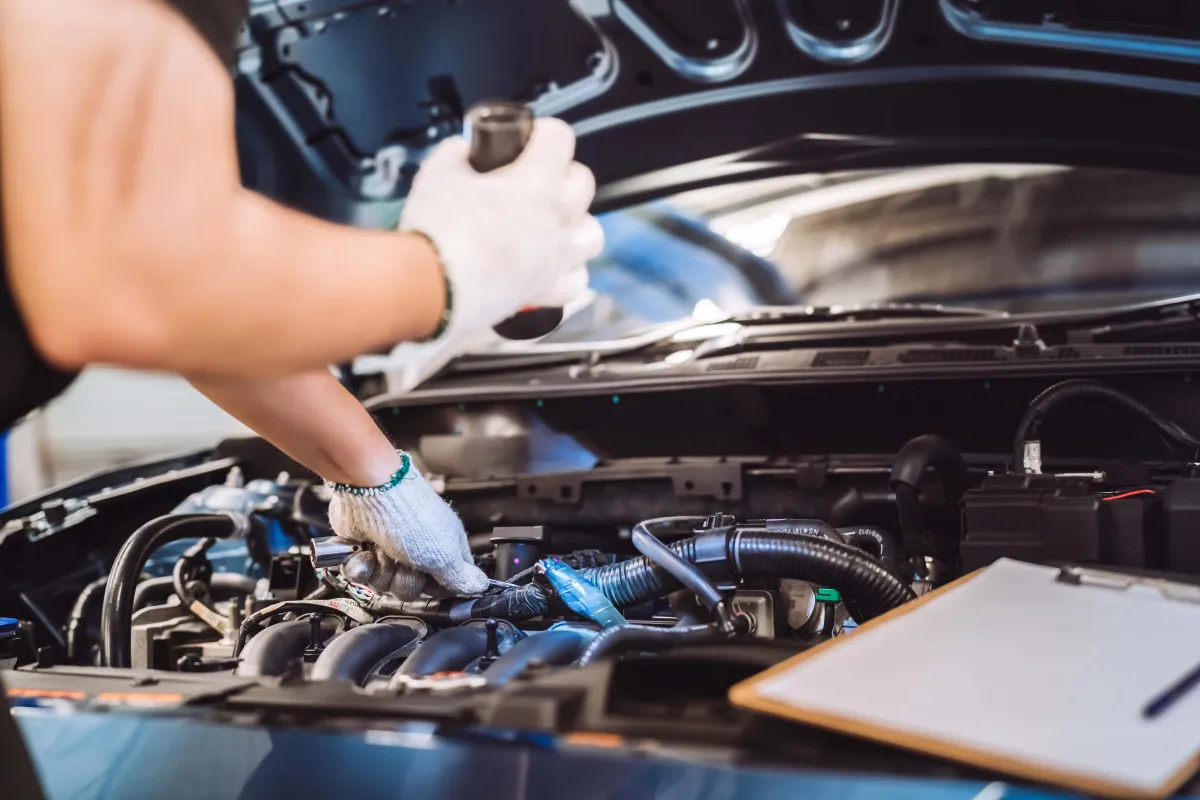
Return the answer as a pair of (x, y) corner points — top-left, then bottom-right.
(397, 626), (490, 677)
(100, 513), (249, 668)
(484, 628), (595, 686)
(578, 623), (723, 667)
(890, 435), (968, 569)
(838, 526), (901, 575)
(65, 577), (109, 664)
(1012, 379), (1200, 473)
(311, 621), (422, 685)
(581, 528), (914, 623)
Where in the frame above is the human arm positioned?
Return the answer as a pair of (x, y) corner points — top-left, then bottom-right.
(190, 370), (487, 597)
(190, 370), (402, 487)
(0, 0), (600, 379)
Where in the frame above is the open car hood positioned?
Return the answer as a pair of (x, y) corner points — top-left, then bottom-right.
(237, 0), (1200, 226)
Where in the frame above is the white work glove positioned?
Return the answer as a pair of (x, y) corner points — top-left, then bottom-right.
(326, 452), (487, 600)
(400, 118), (604, 344)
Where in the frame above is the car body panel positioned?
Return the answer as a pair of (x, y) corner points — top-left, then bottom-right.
(236, 0), (1200, 224)
(12, 706), (1074, 800)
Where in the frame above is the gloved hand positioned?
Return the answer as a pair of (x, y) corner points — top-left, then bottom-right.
(400, 117), (604, 343)
(326, 452), (487, 600)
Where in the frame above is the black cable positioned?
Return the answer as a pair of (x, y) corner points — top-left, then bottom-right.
(1012, 379), (1200, 474)
(100, 513), (247, 668)
(631, 518), (733, 632)
(577, 623), (724, 667)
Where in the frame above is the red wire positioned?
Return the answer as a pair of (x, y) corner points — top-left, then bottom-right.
(1102, 489), (1159, 502)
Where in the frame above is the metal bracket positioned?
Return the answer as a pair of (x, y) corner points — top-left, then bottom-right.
(514, 459), (744, 504)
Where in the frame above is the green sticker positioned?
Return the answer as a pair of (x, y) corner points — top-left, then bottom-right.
(815, 587), (841, 603)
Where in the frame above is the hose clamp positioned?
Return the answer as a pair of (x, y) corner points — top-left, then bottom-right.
(693, 530), (738, 588)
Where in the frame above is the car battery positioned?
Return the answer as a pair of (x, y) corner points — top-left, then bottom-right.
(961, 474), (1163, 574)
(1164, 478), (1200, 573)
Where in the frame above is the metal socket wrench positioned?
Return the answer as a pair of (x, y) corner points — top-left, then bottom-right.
(466, 101), (566, 341)
(309, 536), (362, 569)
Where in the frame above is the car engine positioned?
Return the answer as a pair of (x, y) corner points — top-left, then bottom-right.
(4, 373), (1200, 749)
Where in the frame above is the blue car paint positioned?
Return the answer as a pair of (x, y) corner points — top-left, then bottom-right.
(12, 708), (1074, 800)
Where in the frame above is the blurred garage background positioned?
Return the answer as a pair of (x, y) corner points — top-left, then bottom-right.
(8, 163), (1200, 505)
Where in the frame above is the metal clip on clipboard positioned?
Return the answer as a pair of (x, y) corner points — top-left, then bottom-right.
(1055, 564), (1200, 605)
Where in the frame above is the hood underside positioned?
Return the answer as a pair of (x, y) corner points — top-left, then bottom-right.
(235, 0), (1200, 226)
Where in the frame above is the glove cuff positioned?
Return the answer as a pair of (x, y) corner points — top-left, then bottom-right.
(325, 451), (411, 497)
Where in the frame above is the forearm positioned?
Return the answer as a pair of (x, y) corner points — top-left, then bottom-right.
(1, 0), (444, 378)
(190, 370), (401, 486)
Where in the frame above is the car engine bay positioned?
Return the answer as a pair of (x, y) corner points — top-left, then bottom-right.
(4, 369), (1200, 779)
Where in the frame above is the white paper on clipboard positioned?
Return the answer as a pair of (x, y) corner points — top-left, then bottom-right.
(734, 559), (1200, 797)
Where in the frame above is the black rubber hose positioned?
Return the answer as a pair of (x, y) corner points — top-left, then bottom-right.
(581, 529), (914, 623)
(234, 617), (341, 678)
(132, 573), (258, 611)
(889, 435), (968, 569)
(65, 577), (108, 664)
(578, 624), (723, 667)
(311, 622), (421, 685)
(838, 526), (901, 575)
(100, 513), (248, 668)
(631, 518), (732, 631)
(484, 628), (594, 686)
(1013, 379), (1200, 473)
(397, 626), (489, 677)
(891, 435), (969, 499)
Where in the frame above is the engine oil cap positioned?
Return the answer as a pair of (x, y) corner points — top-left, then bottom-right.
(0, 616), (19, 636)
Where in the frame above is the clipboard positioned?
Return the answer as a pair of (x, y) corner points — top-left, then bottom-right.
(729, 558), (1200, 799)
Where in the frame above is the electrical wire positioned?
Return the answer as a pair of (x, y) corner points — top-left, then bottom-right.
(1103, 489), (1159, 502)
(1012, 380), (1200, 474)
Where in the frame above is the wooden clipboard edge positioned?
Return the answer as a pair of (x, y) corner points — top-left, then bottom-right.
(728, 563), (1200, 800)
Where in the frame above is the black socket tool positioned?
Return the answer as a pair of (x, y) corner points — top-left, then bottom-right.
(466, 101), (566, 340)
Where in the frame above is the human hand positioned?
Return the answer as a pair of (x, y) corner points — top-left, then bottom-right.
(326, 453), (487, 600)
(400, 118), (604, 342)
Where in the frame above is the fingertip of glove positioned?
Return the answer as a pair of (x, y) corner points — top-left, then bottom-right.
(522, 118), (576, 170)
(343, 551), (377, 585)
(436, 561), (490, 596)
(389, 567), (427, 602)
